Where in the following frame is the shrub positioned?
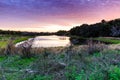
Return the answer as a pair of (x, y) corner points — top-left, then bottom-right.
(86, 40), (108, 55)
(4, 40), (16, 55)
(75, 70), (86, 80)
(108, 66), (120, 80)
(89, 72), (105, 80)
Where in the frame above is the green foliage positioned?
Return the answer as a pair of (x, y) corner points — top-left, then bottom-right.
(75, 70), (105, 80)
(14, 36), (31, 44)
(0, 41), (8, 48)
(9, 58), (36, 68)
(0, 56), (6, 61)
(108, 66), (120, 80)
(94, 37), (120, 44)
(93, 52), (102, 57)
(0, 38), (120, 80)
(0, 35), (11, 48)
(75, 70), (85, 80)
(59, 54), (65, 59)
(66, 66), (78, 80)
(89, 72), (105, 80)
(0, 34), (32, 48)
(33, 75), (52, 80)
(1, 56), (36, 69)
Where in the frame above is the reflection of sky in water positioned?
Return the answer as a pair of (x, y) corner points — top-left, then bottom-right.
(32, 36), (70, 47)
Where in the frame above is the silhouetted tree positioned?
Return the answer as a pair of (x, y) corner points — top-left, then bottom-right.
(70, 18), (120, 37)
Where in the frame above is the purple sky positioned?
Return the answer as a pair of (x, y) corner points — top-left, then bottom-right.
(0, 0), (120, 32)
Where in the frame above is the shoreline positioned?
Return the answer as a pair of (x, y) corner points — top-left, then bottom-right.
(15, 36), (70, 48)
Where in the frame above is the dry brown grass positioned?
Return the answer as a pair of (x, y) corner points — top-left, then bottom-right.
(4, 40), (16, 55)
(81, 40), (108, 55)
(108, 44), (120, 50)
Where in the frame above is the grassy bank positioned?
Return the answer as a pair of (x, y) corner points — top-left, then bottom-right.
(0, 34), (120, 80)
(70, 36), (120, 45)
(0, 35), (32, 48)
(94, 37), (120, 44)
(0, 41), (120, 80)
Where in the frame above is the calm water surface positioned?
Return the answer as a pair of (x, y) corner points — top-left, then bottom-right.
(32, 35), (70, 47)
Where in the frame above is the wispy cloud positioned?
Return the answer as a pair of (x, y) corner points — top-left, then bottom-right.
(0, 0), (120, 32)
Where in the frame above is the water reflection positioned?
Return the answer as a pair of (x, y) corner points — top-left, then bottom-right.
(32, 35), (70, 47)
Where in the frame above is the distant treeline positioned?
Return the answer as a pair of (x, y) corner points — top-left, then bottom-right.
(0, 29), (69, 36)
(0, 18), (120, 37)
(0, 30), (55, 36)
(70, 19), (120, 37)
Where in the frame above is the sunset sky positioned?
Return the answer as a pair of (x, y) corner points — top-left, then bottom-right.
(0, 0), (120, 32)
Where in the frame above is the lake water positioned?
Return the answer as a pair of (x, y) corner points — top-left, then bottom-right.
(31, 35), (70, 47)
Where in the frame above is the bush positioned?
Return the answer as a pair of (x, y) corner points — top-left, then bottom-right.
(108, 66), (120, 80)
(75, 70), (86, 80)
(82, 40), (108, 55)
(89, 72), (105, 80)
(4, 40), (16, 55)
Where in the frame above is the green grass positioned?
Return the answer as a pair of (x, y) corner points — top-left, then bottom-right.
(0, 41), (8, 48)
(1, 56), (36, 69)
(13, 36), (31, 44)
(0, 56), (37, 80)
(0, 35), (120, 80)
(0, 35), (10, 48)
(70, 36), (120, 44)
(108, 66), (120, 80)
(0, 35), (32, 48)
(0, 56), (6, 62)
(94, 37), (120, 44)
(0, 49), (120, 80)
(33, 75), (52, 80)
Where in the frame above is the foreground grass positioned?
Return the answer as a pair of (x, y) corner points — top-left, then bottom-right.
(0, 46), (120, 80)
(0, 35), (120, 80)
(0, 56), (37, 80)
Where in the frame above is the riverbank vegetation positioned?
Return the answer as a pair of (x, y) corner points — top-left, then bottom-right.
(0, 35), (32, 48)
(93, 37), (120, 44)
(0, 40), (120, 80)
(70, 36), (120, 45)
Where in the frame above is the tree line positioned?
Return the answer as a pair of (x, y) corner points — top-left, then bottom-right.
(70, 19), (120, 37)
(0, 18), (120, 37)
(0, 30), (54, 36)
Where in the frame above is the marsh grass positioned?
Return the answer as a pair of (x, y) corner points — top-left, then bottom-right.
(0, 39), (120, 80)
(86, 40), (108, 55)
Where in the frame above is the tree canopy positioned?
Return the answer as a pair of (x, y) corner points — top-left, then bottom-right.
(70, 19), (120, 37)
